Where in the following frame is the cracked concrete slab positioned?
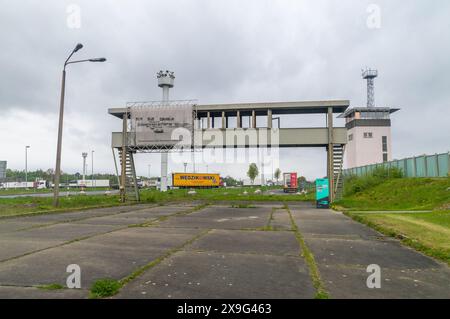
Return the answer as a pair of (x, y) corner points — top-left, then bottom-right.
(0, 286), (88, 299)
(305, 237), (439, 269)
(73, 216), (156, 226)
(156, 215), (267, 230)
(2, 223), (121, 242)
(0, 244), (165, 288)
(319, 265), (450, 299)
(0, 226), (203, 288)
(190, 206), (272, 219)
(271, 209), (292, 230)
(187, 229), (300, 256)
(116, 250), (315, 299)
(0, 221), (45, 234)
(296, 218), (382, 238)
(0, 238), (63, 262)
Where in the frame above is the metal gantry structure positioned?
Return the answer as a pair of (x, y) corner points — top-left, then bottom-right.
(109, 97), (350, 203)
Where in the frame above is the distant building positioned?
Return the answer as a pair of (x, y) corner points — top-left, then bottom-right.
(340, 107), (399, 168)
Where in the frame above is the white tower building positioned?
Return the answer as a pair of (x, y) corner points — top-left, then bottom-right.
(157, 70), (175, 192)
(341, 69), (400, 169)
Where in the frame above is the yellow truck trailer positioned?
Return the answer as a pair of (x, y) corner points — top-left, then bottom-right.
(172, 173), (221, 188)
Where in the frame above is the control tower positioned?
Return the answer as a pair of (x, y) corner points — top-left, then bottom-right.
(157, 70), (175, 192)
(340, 69), (400, 168)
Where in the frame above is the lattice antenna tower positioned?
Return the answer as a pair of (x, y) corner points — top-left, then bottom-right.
(362, 68), (378, 108)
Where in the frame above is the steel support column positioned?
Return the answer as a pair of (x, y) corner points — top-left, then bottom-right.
(327, 107), (334, 202)
(222, 111), (226, 129)
(160, 152), (168, 192)
(252, 110), (256, 128)
(120, 113), (127, 203)
(237, 110), (241, 128)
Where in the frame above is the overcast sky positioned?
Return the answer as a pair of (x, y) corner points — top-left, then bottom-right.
(0, 0), (449, 180)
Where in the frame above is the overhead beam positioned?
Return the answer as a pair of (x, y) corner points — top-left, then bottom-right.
(108, 100), (350, 119)
(111, 128), (348, 149)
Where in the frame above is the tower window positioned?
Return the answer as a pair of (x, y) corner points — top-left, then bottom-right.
(382, 136), (388, 152)
(348, 134), (353, 141)
(363, 132), (373, 139)
(383, 153), (388, 162)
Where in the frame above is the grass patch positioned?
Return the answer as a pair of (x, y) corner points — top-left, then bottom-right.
(0, 187), (311, 219)
(37, 283), (65, 290)
(336, 177), (450, 211)
(89, 279), (122, 299)
(346, 211), (450, 265)
(0, 187), (110, 196)
(285, 204), (329, 299)
(0, 194), (125, 218)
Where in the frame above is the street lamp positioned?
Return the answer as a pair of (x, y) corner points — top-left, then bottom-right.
(25, 146), (30, 189)
(81, 152), (88, 193)
(183, 163), (187, 173)
(53, 43), (106, 207)
(91, 150), (95, 188)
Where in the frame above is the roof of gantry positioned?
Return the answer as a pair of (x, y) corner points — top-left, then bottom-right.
(108, 100), (350, 119)
(337, 107), (400, 118)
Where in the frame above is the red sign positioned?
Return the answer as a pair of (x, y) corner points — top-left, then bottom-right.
(290, 173), (298, 188)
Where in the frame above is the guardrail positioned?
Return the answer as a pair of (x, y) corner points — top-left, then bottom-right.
(344, 152), (449, 178)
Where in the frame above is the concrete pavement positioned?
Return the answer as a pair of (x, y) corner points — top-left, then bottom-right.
(0, 202), (448, 299)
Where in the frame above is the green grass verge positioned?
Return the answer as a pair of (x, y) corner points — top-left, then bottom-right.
(335, 177), (450, 211)
(285, 204), (329, 299)
(0, 187), (110, 196)
(0, 187), (311, 218)
(346, 211), (450, 265)
(0, 195), (126, 219)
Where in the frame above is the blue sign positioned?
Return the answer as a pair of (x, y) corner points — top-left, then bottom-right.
(315, 178), (329, 209)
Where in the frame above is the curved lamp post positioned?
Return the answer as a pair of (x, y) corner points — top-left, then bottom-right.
(53, 44), (106, 207)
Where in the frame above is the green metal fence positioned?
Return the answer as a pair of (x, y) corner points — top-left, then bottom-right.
(344, 152), (450, 178)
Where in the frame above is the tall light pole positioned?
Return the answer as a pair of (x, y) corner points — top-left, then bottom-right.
(25, 146), (30, 189)
(183, 163), (187, 173)
(91, 150), (94, 188)
(81, 152), (88, 192)
(53, 43), (106, 207)
(148, 164), (151, 178)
